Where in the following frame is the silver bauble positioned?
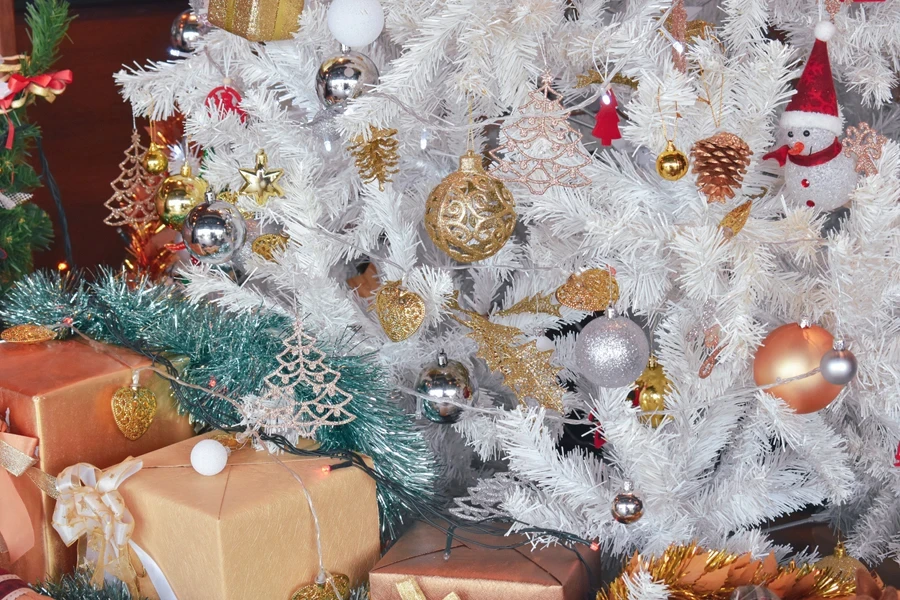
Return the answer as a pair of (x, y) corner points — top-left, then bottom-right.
(414, 351), (475, 424)
(181, 199), (247, 265)
(611, 480), (644, 524)
(730, 586), (781, 600)
(315, 51), (379, 108)
(820, 340), (858, 385)
(169, 9), (204, 59)
(576, 310), (650, 388)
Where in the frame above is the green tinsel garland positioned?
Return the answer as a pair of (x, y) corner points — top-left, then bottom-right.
(31, 569), (144, 600)
(1, 269), (437, 541)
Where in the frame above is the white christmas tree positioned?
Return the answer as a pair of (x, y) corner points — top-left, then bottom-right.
(115, 0), (900, 575)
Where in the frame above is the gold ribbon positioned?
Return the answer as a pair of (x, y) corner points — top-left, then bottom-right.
(396, 578), (461, 600)
(51, 459), (142, 595)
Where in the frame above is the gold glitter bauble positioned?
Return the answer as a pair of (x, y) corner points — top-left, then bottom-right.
(142, 141), (169, 175)
(656, 140), (689, 181)
(156, 162), (207, 229)
(815, 542), (869, 583)
(251, 233), (290, 261)
(375, 281), (426, 342)
(111, 385), (158, 441)
(634, 356), (671, 428)
(290, 574), (350, 600)
(424, 150), (516, 263)
(1, 324), (56, 343)
(556, 269), (620, 312)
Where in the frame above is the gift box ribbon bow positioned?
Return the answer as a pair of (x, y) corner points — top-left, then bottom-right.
(51, 459), (142, 594)
(396, 578), (461, 600)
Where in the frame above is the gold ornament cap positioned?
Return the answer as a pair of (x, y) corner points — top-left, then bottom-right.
(458, 149), (484, 173)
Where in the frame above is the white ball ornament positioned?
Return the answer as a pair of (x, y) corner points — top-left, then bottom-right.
(327, 0), (385, 47)
(575, 308), (650, 388)
(191, 439), (229, 476)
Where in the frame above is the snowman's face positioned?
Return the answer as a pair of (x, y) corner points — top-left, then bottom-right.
(781, 126), (837, 154)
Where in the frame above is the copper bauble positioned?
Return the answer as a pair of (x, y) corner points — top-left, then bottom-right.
(424, 150), (516, 263)
(656, 140), (689, 181)
(753, 322), (842, 413)
(156, 162), (208, 229)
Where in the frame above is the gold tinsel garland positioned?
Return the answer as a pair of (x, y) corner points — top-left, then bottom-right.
(598, 543), (857, 600)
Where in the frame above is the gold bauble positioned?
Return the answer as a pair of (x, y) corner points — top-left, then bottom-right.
(424, 150), (516, 263)
(111, 385), (158, 441)
(375, 281), (426, 342)
(656, 140), (689, 181)
(142, 141), (169, 175)
(155, 162), (207, 229)
(290, 574), (350, 600)
(753, 322), (842, 414)
(251, 233), (290, 261)
(634, 356), (671, 428)
(1, 323), (56, 343)
(556, 268), (620, 312)
(815, 541), (870, 583)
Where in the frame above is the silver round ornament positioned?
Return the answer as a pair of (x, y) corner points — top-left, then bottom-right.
(181, 198), (247, 265)
(169, 9), (204, 59)
(414, 351), (476, 424)
(576, 309), (650, 388)
(315, 50), (379, 108)
(819, 339), (858, 385)
(611, 480), (644, 524)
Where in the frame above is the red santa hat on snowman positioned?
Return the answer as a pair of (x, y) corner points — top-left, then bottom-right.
(780, 21), (842, 135)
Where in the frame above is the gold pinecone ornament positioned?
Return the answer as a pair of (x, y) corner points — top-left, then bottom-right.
(691, 132), (752, 203)
(348, 125), (400, 191)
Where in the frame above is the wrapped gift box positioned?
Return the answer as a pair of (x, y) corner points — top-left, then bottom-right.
(207, 0), (304, 42)
(0, 339), (195, 583)
(117, 433), (381, 600)
(369, 521), (601, 600)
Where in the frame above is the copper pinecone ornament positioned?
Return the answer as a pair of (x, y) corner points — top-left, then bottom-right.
(691, 132), (752, 203)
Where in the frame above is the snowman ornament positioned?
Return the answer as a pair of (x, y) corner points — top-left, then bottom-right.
(763, 22), (858, 212)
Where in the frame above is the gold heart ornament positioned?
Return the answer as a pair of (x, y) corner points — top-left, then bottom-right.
(555, 268), (620, 312)
(111, 385), (158, 441)
(375, 281), (426, 342)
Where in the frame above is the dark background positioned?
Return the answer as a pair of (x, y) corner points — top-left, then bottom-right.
(8, 0), (186, 270)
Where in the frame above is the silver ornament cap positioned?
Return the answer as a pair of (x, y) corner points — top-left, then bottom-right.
(819, 339), (858, 385)
(611, 480), (644, 524)
(315, 50), (379, 108)
(414, 350), (476, 424)
(181, 201), (247, 265)
(576, 310), (650, 388)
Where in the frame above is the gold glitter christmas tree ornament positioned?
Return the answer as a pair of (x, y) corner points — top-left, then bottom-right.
(375, 281), (427, 342)
(844, 122), (887, 177)
(348, 125), (400, 190)
(556, 268), (620, 312)
(495, 294), (562, 318)
(105, 130), (162, 227)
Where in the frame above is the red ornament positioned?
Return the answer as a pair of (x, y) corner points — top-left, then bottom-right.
(806, 200), (816, 207)
(801, 179), (810, 188)
(205, 84), (247, 123)
(592, 89), (622, 146)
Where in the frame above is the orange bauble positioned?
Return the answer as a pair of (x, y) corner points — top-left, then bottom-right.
(753, 323), (843, 414)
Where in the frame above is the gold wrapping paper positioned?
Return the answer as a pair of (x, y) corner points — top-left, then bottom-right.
(118, 433), (381, 600)
(208, 0), (304, 42)
(0, 340), (194, 583)
(369, 522), (601, 600)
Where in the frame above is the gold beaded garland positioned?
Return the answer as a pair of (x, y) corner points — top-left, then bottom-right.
(424, 150), (516, 263)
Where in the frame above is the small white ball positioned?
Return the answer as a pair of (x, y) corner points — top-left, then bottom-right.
(327, 0), (385, 47)
(815, 21), (836, 42)
(190, 439), (229, 476)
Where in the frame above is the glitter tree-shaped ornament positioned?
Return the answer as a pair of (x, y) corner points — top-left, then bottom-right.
(844, 122), (887, 177)
(248, 320), (356, 440)
(488, 73), (592, 195)
(104, 130), (162, 226)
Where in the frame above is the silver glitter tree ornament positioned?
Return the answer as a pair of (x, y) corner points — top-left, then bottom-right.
(575, 308), (650, 388)
(820, 339), (858, 385)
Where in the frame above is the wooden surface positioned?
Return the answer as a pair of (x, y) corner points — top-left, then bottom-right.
(0, 0), (15, 56)
(14, 1), (184, 270)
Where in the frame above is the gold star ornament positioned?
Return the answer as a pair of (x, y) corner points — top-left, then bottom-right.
(239, 149), (284, 205)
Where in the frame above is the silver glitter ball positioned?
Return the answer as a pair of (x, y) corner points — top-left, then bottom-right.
(576, 311), (650, 388)
(169, 9), (204, 58)
(414, 351), (476, 424)
(181, 200), (247, 265)
(611, 481), (643, 524)
(731, 586), (781, 600)
(820, 340), (858, 385)
(315, 51), (379, 108)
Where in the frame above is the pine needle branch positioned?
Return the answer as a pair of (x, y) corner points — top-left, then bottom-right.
(22, 0), (75, 76)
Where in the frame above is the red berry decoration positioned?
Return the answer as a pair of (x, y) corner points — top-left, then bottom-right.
(205, 84), (247, 123)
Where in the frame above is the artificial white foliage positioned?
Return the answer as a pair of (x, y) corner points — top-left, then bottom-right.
(117, 0), (900, 567)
